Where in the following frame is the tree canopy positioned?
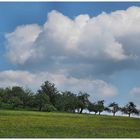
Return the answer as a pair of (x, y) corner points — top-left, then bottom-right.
(105, 102), (120, 116)
(121, 102), (139, 117)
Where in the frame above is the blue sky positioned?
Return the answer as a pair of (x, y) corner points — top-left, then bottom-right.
(0, 2), (140, 109)
(1, 2), (140, 31)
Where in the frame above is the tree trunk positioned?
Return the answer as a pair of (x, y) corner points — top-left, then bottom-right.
(113, 112), (115, 116)
(129, 113), (131, 117)
(80, 108), (83, 114)
(99, 112), (101, 115)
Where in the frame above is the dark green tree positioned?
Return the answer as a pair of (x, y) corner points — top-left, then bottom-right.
(97, 100), (104, 115)
(9, 86), (34, 108)
(21, 88), (34, 108)
(2, 87), (12, 103)
(62, 91), (78, 113)
(77, 92), (90, 113)
(39, 81), (59, 107)
(0, 88), (5, 107)
(34, 92), (50, 111)
(53, 93), (65, 111)
(8, 97), (22, 109)
(105, 102), (120, 116)
(87, 102), (98, 114)
(121, 102), (139, 117)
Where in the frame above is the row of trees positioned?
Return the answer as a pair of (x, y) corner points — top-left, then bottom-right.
(0, 81), (139, 117)
(89, 101), (139, 117)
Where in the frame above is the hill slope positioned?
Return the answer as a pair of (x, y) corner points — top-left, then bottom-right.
(0, 110), (140, 138)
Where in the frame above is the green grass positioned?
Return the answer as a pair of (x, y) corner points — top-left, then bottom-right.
(0, 110), (140, 138)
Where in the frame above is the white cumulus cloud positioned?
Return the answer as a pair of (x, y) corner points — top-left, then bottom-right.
(4, 6), (140, 77)
(5, 24), (42, 64)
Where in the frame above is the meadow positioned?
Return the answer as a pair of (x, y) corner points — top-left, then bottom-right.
(0, 110), (140, 138)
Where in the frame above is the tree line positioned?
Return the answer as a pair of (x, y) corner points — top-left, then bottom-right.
(0, 80), (139, 117)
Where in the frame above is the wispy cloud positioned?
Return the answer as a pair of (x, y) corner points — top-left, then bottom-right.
(0, 70), (117, 101)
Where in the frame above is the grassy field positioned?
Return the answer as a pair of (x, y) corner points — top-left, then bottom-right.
(0, 110), (140, 138)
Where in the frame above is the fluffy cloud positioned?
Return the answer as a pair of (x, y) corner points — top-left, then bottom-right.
(5, 24), (42, 64)
(0, 70), (117, 100)
(5, 6), (140, 77)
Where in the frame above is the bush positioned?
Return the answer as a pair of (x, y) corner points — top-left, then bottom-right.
(42, 104), (57, 112)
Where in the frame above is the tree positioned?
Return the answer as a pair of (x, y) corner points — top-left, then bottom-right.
(21, 88), (34, 108)
(121, 102), (139, 117)
(53, 93), (64, 111)
(34, 92), (50, 111)
(59, 91), (78, 113)
(10, 86), (35, 108)
(105, 102), (120, 116)
(77, 92), (90, 113)
(0, 88), (5, 107)
(87, 102), (93, 113)
(97, 100), (104, 115)
(8, 97), (22, 109)
(39, 81), (59, 107)
(2, 87), (12, 103)
(87, 102), (98, 114)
